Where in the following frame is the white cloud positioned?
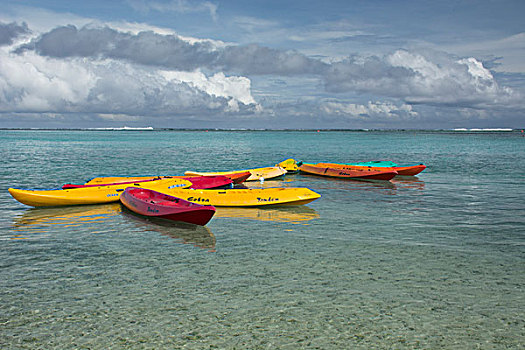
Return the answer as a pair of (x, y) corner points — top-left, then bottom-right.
(458, 57), (494, 81)
(387, 50), (518, 107)
(325, 50), (521, 108)
(1, 6), (524, 128)
(0, 17), (260, 121)
(321, 100), (417, 119)
(14, 19), (519, 113)
(0, 45), (259, 117)
(97, 113), (142, 121)
(160, 70), (257, 105)
(0, 47), (96, 112)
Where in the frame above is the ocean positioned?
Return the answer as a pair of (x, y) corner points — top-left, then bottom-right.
(0, 129), (523, 349)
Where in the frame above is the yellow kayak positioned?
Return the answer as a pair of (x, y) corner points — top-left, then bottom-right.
(8, 178), (192, 207)
(184, 166), (287, 181)
(84, 176), (170, 185)
(276, 159), (299, 173)
(168, 187), (320, 207)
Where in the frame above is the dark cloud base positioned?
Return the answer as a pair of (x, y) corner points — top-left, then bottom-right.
(0, 21), (30, 45)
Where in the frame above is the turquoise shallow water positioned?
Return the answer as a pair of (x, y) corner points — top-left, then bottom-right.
(0, 130), (524, 349)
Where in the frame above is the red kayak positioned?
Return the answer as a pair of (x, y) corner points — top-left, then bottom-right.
(120, 187), (216, 226)
(225, 171), (252, 184)
(299, 163), (397, 181)
(186, 171), (252, 185)
(62, 175), (232, 190)
(182, 175), (233, 189)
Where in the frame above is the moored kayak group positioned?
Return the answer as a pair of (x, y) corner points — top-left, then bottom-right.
(8, 159), (426, 226)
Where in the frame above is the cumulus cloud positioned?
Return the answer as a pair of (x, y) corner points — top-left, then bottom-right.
(324, 50), (520, 108)
(386, 50), (515, 106)
(0, 47), (96, 111)
(160, 70), (257, 105)
(321, 100), (418, 119)
(16, 25), (219, 71)
(17, 25), (326, 76)
(20, 25), (519, 110)
(0, 21), (30, 46)
(0, 47), (259, 116)
(2, 21), (523, 127)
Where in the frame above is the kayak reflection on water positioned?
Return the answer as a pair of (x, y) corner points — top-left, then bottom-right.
(120, 206), (216, 252)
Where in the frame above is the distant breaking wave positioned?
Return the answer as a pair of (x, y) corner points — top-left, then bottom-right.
(88, 126), (154, 131)
(453, 128), (514, 132)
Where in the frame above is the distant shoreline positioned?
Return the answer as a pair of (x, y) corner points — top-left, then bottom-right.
(0, 128), (521, 132)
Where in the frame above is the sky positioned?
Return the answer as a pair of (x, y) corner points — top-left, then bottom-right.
(0, 0), (524, 129)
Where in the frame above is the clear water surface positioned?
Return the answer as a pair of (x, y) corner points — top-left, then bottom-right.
(0, 130), (523, 349)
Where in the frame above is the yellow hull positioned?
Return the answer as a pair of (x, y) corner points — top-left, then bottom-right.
(8, 178), (192, 207)
(184, 166), (286, 181)
(167, 187), (320, 207)
(276, 159), (299, 173)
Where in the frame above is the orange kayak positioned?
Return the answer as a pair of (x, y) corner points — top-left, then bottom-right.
(316, 161), (426, 176)
(299, 163), (397, 181)
(391, 164), (426, 176)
